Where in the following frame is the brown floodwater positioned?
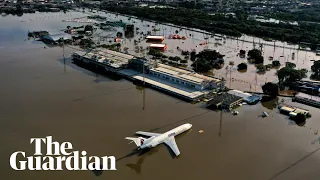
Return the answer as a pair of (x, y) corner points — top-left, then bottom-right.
(1, 11), (320, 180)
(3, 9), (318, 93)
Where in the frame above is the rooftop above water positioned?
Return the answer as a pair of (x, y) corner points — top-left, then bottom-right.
(152, 63), (221, 85)
(72, 48), (134, 68)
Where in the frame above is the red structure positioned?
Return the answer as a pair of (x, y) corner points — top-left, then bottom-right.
(146, 36), (165, 43)
(149, 44), (167, 52)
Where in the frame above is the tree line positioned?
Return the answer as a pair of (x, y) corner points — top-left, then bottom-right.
(100, 5), (320, 50)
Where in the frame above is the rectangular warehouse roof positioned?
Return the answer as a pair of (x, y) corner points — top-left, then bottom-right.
(72, 48), (133, 68)
(151, 63), (221, 85)
(146, 36), (165, 40)
(150, 44), (167, 48)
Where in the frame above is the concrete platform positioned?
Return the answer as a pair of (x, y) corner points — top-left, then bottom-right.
(133, 74), (206, 100)
(118, 69), (206, 100)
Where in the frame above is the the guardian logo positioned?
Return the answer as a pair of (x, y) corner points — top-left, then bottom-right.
(9, 136), (116, 171)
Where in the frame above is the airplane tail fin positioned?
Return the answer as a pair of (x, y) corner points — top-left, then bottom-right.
(125, 137), (146, 147)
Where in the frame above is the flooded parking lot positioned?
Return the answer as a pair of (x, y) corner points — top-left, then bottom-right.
(0, 11), (320, 180)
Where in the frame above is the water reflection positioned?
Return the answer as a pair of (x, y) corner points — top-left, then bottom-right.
(237, 69), (247, 73)
(69, 59), (123, 81)
(261, 96), (279, 110)
(311, 137), (320, 145)
(1, 10), (320, 180)
(125, 148), (158, 174)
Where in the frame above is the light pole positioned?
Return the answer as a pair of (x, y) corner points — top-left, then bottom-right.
(142, 53), (146, 111)
(218, 79), (226, 137)
(229, 65), (233, 88)
(60, 37), (66, 72)
(219, 101), (223, 137)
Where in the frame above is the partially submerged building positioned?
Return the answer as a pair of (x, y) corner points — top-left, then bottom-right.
(71, 48), (133, 72)
(71, 49), (224, 101)
(149, 63), (222, 91)
(146, 35), (165, 43)
(291, 80), (320, 95)
(206, 93), (243, 110)
(149, 44), (167, 52)
(127, 58), (157, 73)
(41, 33), (72, 44)
(292, 93), (320, 108)
(227, 90), (261, 104)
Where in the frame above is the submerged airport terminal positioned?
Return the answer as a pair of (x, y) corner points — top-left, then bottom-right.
(72, 48), (224, 101)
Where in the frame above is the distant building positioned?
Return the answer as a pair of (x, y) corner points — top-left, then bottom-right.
(41, 33), (72, 43)
(149, 44), (167, 52)
(291, 80), (320, 95)
(292, 93), (320, 108)
(146, 35), (165, 43)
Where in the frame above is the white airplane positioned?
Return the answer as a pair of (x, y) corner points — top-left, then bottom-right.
(125, 123), (192, 156)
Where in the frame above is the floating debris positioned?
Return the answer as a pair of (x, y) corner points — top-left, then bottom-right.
(315, 130), (318, 135)
(262, 112), (269, 117)
(199, 130), (204, 133)
(232, 111), (239, 115)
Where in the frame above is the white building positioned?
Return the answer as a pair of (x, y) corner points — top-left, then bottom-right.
(149, 63), (222, 91)
(227, 90), (260, 104)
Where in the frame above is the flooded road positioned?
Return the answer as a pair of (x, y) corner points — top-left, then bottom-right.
(0, 11), (320, 180)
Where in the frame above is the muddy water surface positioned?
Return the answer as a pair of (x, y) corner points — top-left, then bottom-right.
(0, 11), (320, 180)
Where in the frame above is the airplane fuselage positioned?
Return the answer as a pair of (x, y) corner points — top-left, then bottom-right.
(139, 123), (192, 149)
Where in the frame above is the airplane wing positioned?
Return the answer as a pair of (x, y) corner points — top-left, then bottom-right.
(164, 137), (180, 156)
(135, 131), (160, 137)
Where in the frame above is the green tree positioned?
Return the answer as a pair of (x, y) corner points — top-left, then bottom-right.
(191, 59), (211, 73)
(100, 5), (320, 48)
(148, 48), (163, 57)
(180, 59), (188, 64)
(173, 56), (182, 61)
(248, 49), (263, 64)
(191, 49), (224, 72)
(237, 63), (247, 70)
(256, 64), (266, 73)
(285, 62), (296, 69)
(294, 113), (306, 125)
(262, 82), (279, 97)
(265, 64), (273, 70)
(272, 60), (281, 67)
(116, 32), (123, 38)
(311, 60), (320, 80)
(255, 55), (264, 64)
(239, 50), (246, 56)
(190, 50), (196, 61)
(196, 49), (223, 62)
(248, 49), (262, 59)
(277, 67), (308, 87)
(84, 25), (93, 32)
(181, 50), (190, 56)
(235, 10), (248, 20)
